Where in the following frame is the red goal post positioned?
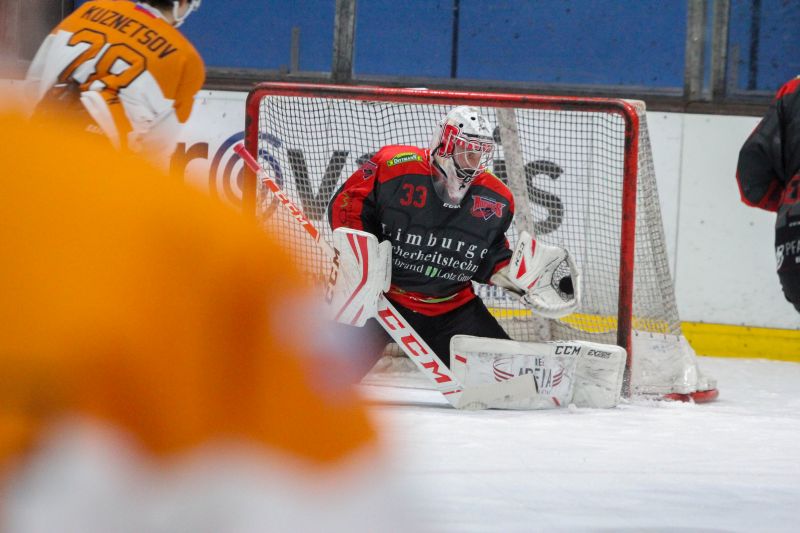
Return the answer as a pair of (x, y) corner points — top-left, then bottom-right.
(243, 82), (717, 401)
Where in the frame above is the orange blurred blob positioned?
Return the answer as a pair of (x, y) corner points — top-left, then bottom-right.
(0, 112), (375, 467)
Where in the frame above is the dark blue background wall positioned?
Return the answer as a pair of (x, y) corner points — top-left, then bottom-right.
(728, 0), (800, 92)
(182, 0), (335, 71)
(353, 0), (687, 87)
(76, 0), (799, 93)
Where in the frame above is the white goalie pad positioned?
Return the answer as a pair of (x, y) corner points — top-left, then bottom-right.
(329, 228), (391, 327)
(491, 231), (582, 319)
(450, 336), (626, 409)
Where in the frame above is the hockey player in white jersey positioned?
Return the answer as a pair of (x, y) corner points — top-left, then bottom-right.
(26, 1), (205, 164)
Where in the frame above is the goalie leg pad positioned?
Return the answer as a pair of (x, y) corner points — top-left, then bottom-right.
(450, 336), (626, 409)
(329, 228), (391, 327)
(450, 336), (580, 409)
(572, 342), (627, 408)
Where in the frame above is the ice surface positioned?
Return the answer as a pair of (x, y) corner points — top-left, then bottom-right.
(3, 357), (796, 533)
(361, 357), (800, 532)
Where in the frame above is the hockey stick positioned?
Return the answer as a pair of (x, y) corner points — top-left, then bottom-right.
(234, 143), (538, 409)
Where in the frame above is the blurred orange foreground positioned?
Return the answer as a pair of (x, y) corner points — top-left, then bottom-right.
(0, 111), (394, 532)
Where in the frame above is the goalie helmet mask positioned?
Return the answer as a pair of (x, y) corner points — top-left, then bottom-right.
(429, 106), (495, 205)
(172, 0), (202, 27)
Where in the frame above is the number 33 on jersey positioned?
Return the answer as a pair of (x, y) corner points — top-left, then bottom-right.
(26, 1), (205, 159)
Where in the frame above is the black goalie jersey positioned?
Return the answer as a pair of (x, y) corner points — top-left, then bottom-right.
(328, 145), (514, 316)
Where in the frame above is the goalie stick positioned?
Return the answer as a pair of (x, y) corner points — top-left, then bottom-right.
(234, 142), (541, 410)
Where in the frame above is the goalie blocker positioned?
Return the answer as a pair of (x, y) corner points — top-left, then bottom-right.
(328, 228), (391, 327)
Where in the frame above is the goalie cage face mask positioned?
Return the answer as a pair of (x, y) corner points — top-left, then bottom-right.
(429, 106), (495, 205)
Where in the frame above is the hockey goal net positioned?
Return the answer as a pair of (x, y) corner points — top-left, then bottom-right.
(243, 82), (717, 401)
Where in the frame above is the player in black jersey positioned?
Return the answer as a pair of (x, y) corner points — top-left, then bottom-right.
(327, 106), (580, 372)
(738, 76), (800, 313)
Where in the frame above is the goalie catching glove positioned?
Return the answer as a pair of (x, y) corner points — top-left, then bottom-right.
(327, 227), (392, 327)
(491, 231), (581, 318)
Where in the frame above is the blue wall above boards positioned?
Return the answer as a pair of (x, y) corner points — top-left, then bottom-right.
(353, 0), (687, 87)
(728, 0), (800, 94)
(75, 0), (336, 71)
(457, 0), (687, 87)
(354, 1), (455, 79)
(181, 0), (335, 71)
(71, 0), (799, 94)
